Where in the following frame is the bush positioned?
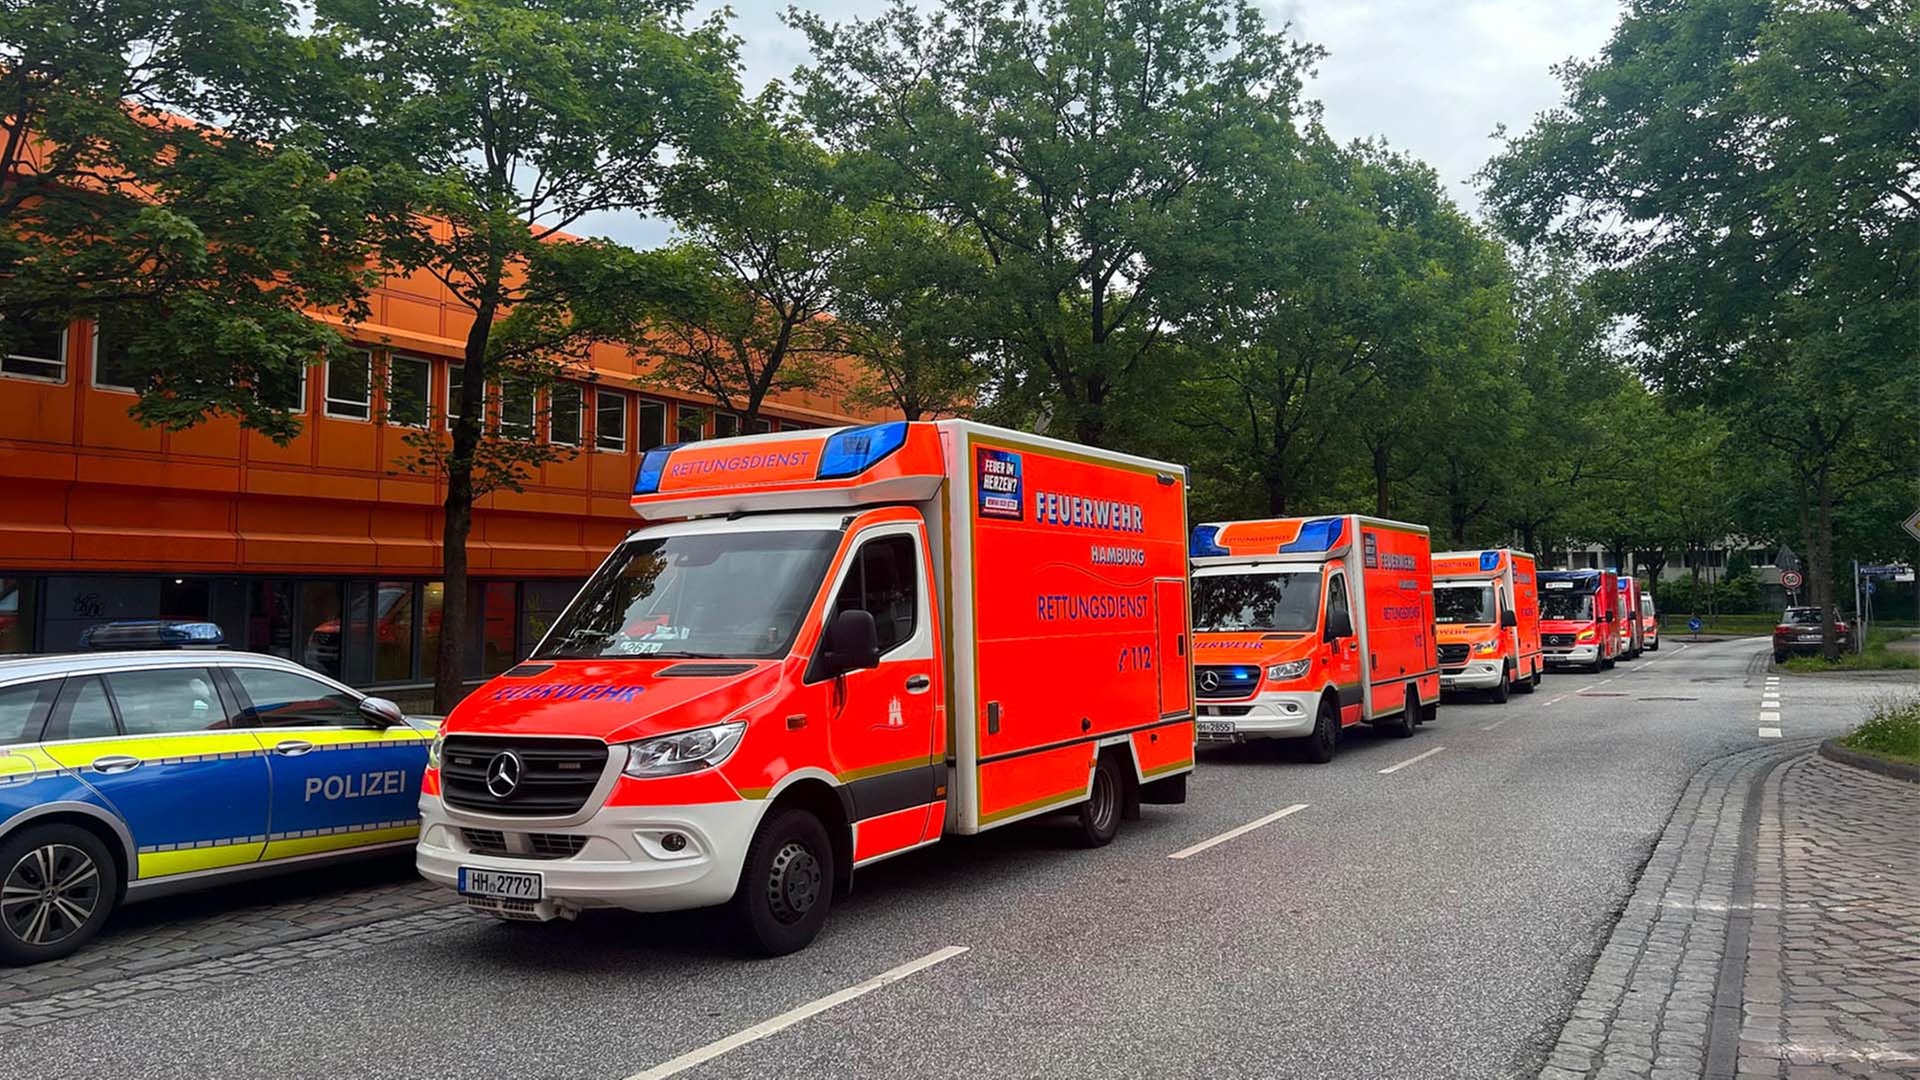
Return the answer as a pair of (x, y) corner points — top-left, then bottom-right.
(1841, 697), (1920, 766)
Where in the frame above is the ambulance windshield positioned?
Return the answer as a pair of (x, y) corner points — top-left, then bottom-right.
(1434, 585), (1494, 624)
(535, 530), (841, 660)
(1191, 571), (1321, 634)
(1540, 589), (1596, 621)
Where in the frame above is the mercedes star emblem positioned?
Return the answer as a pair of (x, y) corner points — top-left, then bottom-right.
(1199, 670), (1220, 692)
(485, 750), (523, 798)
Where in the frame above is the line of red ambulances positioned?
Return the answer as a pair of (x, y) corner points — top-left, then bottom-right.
(414, 420), (1655, 953)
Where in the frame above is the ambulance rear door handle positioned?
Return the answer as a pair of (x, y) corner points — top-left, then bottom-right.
(273, 740), (315, 757)
(905, 675), (931, 694)
(91, 755), (140, 775)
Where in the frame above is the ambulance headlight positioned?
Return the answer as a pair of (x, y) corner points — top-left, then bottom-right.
(1576, 628), (1598, 643)
(428, 732), (444, 768)
(623, 722), (746, 778)
(1474, 640), (1500, 656)
(1266, 660), (1311, 682)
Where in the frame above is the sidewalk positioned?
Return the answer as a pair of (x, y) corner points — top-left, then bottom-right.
(1538, 743), (1920, 1079)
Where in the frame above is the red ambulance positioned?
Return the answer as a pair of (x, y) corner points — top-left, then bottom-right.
(1538, 568), (1621, 672)
(415, 420), (1195, 953)
(1615, 576), (1645, 660)
(1187, 515), (1439, 763)
(1432, 549), (1543, 703)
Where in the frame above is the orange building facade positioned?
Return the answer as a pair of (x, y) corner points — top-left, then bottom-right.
(0, 265), (888, 688)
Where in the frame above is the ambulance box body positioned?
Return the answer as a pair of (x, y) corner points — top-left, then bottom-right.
(414, 420), (1194, 953)
(1538, 568), (1622, 672)
(1432, 549), (1543, 700)
(1187, 515), (1438, 762)
(1615, 576), (1645, 659)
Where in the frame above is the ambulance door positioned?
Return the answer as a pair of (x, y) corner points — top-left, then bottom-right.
(1323, 570), (1363, 724)
(822, 522), (942, 856)
(225, 665), (428, 862)
(1154, 578), (1190, 718)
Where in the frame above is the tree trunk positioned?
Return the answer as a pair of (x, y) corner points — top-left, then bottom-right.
(1371, 442), (1391, 516)
(433, 295), (497, 714)
(1814, 464), (1839, 661)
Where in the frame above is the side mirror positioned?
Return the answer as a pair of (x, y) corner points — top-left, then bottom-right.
(822, 608), (881, 676)
(358, 696), (405, 728)
(1500, 610), (1518, 629)
(1323, 609), (1354, 642)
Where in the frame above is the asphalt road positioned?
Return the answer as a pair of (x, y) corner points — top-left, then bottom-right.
(0, 637), (1897, 1080)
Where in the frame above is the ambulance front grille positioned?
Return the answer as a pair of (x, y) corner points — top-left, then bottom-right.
(1543, 633), (1575, 648)
(1195, 666), (1261, 700)
(460, 829), (587, 860)
(441, 736), (610, 816)
(1437, 644), (1470, 667)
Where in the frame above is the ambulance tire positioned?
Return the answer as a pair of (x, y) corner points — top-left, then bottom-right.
(1302, 697), (1340, 763)
(1072, 755), (1124, 848)
(1379, 689), (1417, 739)
(731, 808), (835, 957)
(1531, 666), (1543, 688)
(1489, 670), (1510, 704)
(0, 822), (118, 966)
(1516, 664), (1538, 694)
(1647, 638), (1660, 652)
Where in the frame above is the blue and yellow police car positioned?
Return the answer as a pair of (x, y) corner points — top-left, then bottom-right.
(0, 623), (437, 965)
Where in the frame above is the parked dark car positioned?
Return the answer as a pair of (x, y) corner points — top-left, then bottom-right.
(1772, 607), (1851, 662)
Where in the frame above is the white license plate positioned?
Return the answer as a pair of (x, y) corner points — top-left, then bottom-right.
(1196, 720), (1236, 738)
(458, 867), (543, 900)
(1798, 635), (1821, 642)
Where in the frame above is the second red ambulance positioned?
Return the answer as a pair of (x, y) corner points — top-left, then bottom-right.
(1538, 568), (1622, 672)
(414, 420), (1194, 954)
(1188, 515), (1439, 763)
(1432, 549), (1543, 702)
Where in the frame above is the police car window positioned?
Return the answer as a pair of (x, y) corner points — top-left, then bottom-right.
(230, 668), (365, 728)
(54, 677), (118, 741)
(107, 668), (229, 735)
(0, 682), (54, 745)
(832, 535), (919, 654)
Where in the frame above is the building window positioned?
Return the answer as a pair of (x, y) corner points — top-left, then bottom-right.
(447, 363), (464, 423)
(1, 316), (67, 382)
(500, 379), (536, 438)
(550, 383), (583, 446)
(676, 404), (706, 443)
(638, 399), (667, 451)
(92, 324), (140, 392)
(256, 363), (307, 413)
(751, 418), (773, 434)
(324, 348), (373, 420)
(387, 355), (431, 427)
(595, 389), (627, 453)
(370, 581), (417, 682)
(0, 577), (35, 654)
(712, 412), (741, 439)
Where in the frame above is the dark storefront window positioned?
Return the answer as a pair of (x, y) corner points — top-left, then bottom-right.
(0, 578), (34, 655)
(373, 581), (417, 683)
(521, 581), (580, 657)
(479, 582), (516, 676)
(246, 581), (295, 659)
(298, 581), (344, 679)
(421, 582), (447, 680)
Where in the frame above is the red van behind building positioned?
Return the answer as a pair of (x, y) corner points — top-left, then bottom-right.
(415, 420), (1194, 953)
(1432, 549), (1543, 703)
(1187, 515), (1438, 763)
(1538, 569), (1621, 672)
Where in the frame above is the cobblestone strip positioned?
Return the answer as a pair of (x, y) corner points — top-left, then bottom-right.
(1737, 753), (1920, 1078)
(0, 868), (455, 1007)
(0, 907), (474, 1035)
(1539, 740), (1817, 1080)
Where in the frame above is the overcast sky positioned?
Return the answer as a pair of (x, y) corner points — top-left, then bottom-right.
(578, 0), (1623, 248)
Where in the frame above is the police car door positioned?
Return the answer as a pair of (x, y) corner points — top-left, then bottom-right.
(38, 668), (273, 879)
(224, 666), (428, 862)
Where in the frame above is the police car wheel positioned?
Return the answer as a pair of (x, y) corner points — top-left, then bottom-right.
(732, 808), (834, 957)
(0, 824), (118, 966)
(1072, 755), (1123, 848)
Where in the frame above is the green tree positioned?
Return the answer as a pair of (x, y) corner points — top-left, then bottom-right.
(830, 206), (988, 421)
(0, 0), (374, 439)
(1483, 0), (1920, 659)
(313, 0), (737, 709)
(793, 0), (1320, 445)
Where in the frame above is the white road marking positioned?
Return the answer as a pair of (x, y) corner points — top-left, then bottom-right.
(1759, 727), (1782, 739)
(1761, 711), (1781, 722)
(1480, 719), (1506, 732)
(1544, 695), (1567, 706)
(1378, 747), (1448, 775)
(624, 946), (971, 1080)
(1169, 803), (1309, 860)
(1573, 684), (1598, 694)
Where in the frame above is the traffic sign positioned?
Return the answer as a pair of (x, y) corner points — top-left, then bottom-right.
(1688, 617), (1703, 633)
(1903, 508), (1920, 544)
(1867, 581), (1877, 595)
(1781, 570), (1803, 590)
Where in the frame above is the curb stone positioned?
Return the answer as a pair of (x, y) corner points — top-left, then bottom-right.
(1817, 737), (1920, 785)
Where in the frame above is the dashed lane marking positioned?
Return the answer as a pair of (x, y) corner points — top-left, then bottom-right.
(1758, 727), (1782, 739)
(1378, 747), (1447, 775)
(1168, 803), (1310, 860)
(1480, 719), (1506, 732)
(623, 946), (971, 1080)
(1544, 695), (1567, 706)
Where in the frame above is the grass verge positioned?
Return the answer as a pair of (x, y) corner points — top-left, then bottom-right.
(1781, 627), (1920, 672)
(1839, 697), (1920, 768)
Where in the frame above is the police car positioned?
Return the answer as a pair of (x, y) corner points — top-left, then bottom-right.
(0, 623), (437, 965)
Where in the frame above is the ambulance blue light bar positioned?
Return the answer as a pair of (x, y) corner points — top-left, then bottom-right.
(633, 445), (680, 495)
(1278, 516), (1345, 553)
(78, 621), (226, 651)
(1189, 525), (1229, 558)
(816, 421), (908, 480)
(1480, 551), (1501, 572)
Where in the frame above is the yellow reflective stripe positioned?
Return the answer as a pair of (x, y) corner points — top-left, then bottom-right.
(138, 841), (265, 877)
(0, 747), (58, 780)
(260, 727), (429, 749)
(262, 824), (417, 861)
(41, 732), (268, 767)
